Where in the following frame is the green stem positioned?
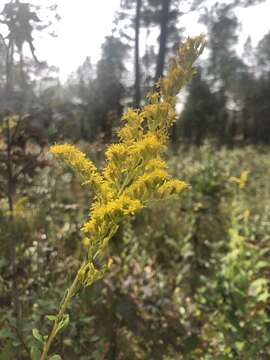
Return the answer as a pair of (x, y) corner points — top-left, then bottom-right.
(40, 262), (85, 360)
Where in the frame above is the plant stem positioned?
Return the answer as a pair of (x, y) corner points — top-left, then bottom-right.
(6, 118), (20, 320)
(40, 262), (85, 360)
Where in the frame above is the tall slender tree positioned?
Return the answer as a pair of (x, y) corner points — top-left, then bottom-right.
(117, 0), (143, 107)
(154, 0), (171, 82)
(134, 0), (142, 107)
(144, 0), (204, 83)
(0, 0), (41, 92)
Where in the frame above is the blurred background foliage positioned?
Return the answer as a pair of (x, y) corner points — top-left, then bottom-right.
(1, 0), (270, 359)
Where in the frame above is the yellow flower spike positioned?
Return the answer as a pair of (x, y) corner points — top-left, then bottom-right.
(42, 35), (205, 360)
(129, 133), (165, 159)
(145, 158), (167, 171)
(146, 91), (160, 104)
(50, 35), (206, 266)
(50, 36), (206, 261)
(158, 179), (188, 196)
(125, 169), (169, 200)
(105, 143), (128, 162)
(119, 108), (144, 142)
(50, 144), (104, 193)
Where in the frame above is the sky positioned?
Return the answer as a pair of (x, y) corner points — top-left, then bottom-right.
(34, 0), (121, 79)
(1, 0), (270, 81)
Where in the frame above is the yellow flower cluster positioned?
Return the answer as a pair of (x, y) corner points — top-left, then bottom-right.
(158, 179), (188, 196)
(50, 144), (104, 193)
(229, 170), (249, 189)
(118, 108), (144, 142)
(50, 35), (206, 285)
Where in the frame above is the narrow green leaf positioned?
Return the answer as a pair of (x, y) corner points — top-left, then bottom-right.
(32, 328), (43, 343)
(56, 314), (70, 335)
(46, 315), (57, 321)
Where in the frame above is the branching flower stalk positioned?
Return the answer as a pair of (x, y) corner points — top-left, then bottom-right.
(37, 36), (206, 360)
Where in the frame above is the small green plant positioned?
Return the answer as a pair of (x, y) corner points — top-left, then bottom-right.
(0, 112), (46, 356)
(193, 170), (270, 358)
(32, 36), (206, 360)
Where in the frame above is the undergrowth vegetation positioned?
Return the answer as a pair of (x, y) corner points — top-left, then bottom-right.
(1, 141), (270, 359)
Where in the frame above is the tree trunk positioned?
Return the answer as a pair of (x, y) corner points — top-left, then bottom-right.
(155, 0), (171, 83)
(6, 39), (14, 93)
(134, 0), (142, 107)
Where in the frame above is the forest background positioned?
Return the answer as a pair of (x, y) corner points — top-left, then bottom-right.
(1, 0), (270, 359)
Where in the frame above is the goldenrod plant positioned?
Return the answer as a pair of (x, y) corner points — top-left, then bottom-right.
(33, 35), (206, 360)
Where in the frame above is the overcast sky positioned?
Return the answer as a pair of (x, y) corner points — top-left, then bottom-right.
(32, 0), (121, 79)
(1, 0), (270, 80)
